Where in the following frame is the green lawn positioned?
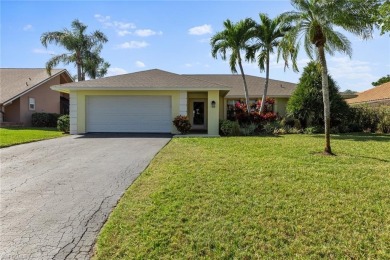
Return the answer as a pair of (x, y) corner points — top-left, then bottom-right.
(0, 127), (66, 148)
(93, 134), (390, 259)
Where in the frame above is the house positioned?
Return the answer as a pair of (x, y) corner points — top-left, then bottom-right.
(0, 68), (73, 126)
(347, 82), (390, 106)
(51, 69), (296, 135)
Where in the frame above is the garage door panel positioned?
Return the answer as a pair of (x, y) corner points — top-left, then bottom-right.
(86, 96), (172, 133)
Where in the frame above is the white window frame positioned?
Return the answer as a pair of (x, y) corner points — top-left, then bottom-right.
(29, 97), (36, 111)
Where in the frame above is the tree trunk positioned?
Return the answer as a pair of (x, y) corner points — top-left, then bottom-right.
(77, 64), (82, 82)
(318, 46), (332, 155)
(259, 50), (270, 114)
(237, 54), (250, 114)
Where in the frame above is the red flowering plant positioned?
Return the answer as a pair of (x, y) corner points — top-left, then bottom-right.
(229, 98), (278, 125)
(173, 115), (192, 134)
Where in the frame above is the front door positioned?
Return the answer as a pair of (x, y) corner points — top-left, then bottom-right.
(191, 100), (206, 129)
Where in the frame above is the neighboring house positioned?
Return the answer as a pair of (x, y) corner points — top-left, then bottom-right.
(51, 69), (296, 135)
(347, 82), (390, 106)
(0, 68), (73, 126)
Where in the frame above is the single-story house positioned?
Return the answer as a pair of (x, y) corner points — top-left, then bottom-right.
(51, 69), (296, 135)
(0, 68), (73, 126)
(347, 82), (390, 106)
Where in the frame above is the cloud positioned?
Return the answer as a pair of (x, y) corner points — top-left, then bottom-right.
(118, 30), (132, 36)
(188, 24), (212, 35)
(32, 48), (55, 55)
(23, 24), (33, 31)
(117, 41), (149, 49)
(134, 29), (163, 37)
(328, 57), (377, 91)
(135, 61), (146, 68)
(106, 67), (127, 77)
(95, 14), (136, 36)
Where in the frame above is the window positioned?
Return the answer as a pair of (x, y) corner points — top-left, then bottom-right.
(29, 98), (35, 110)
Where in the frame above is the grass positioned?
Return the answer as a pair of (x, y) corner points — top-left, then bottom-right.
(0, 127), (66, 148)
(93, 134), (390, 259)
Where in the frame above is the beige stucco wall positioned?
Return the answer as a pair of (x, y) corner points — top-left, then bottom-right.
(274, 98), (289, 116)
(207, 90), (220, 135)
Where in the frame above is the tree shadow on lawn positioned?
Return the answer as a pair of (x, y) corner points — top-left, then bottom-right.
(309, 133), (390, 142)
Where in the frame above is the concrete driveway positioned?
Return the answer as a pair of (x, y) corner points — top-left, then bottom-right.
(0, 134), (171, 260)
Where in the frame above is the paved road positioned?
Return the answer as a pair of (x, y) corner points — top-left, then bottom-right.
(0, 134), (171, 260)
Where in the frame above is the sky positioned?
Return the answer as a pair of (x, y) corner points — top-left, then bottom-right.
(1, 0), (389, 92)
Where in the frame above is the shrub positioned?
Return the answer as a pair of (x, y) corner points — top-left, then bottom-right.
(220, 120), (241, 136)
(347, 105), (390, 133)
(32, 112), (60, 127)
(173, 115), (192, 134)
(263, 121), (281, 134)
(57, 115), (70, 133)
(304, 126), (323, 134)
(287, 61), (350, 129)
(239, 123), (258, 136)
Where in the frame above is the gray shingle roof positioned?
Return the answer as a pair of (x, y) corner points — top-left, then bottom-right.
(50, 69), (296, 97)
(184, 74), (296, 98)
(0, 68), (68, 104)
(53, 69), (230, 90)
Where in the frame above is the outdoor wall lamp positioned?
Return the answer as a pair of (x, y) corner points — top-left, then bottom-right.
(211, 100), (216, 108)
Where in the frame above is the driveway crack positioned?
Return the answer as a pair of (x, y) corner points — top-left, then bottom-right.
(62, 194), (114, 260)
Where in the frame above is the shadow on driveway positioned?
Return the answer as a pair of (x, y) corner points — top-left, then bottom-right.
(76, 133), (173, 139)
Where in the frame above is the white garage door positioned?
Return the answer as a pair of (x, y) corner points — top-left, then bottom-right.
(86, 96), (172, 133)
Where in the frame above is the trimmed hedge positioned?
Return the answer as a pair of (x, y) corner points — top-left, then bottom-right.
(31, 113), (60, 127)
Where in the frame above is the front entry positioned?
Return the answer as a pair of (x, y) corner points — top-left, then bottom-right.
(190, 99), (207, 130)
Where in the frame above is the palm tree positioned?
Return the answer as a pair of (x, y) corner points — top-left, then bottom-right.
(211, 18), (256, 111)
(41, 19), (109, 81)
(282, 0), (375, 154)
(247, 13), (297, 114)
(83, 51), (111, 79)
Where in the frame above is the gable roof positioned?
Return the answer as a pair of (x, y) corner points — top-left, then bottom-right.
(347, 82), (390, 104)
(51, 69), (231, 91)
(0, 68), (73, 105)
(183, 74), (296, 98)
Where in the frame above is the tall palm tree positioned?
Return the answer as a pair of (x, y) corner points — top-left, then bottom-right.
(41, 19), (109, 81)
(282, 0), (375, 154)
(211, 18), (256, 110)
(247, 13), (297, 114)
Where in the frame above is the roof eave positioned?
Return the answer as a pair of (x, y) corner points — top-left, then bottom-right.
(51, 86), (232, 91)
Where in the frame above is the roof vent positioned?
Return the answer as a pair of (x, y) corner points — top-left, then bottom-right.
(26, 82), (28, 86)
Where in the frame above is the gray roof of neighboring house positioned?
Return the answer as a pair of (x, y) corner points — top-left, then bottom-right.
(52, 69), (231, 91)
(0, 68), (72, 105)
(184, 74), (296, 98)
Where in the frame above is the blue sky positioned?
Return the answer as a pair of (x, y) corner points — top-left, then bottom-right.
(1, 0), (389, 92)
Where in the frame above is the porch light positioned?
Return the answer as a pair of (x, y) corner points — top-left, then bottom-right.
(211, 100), (216, 108)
